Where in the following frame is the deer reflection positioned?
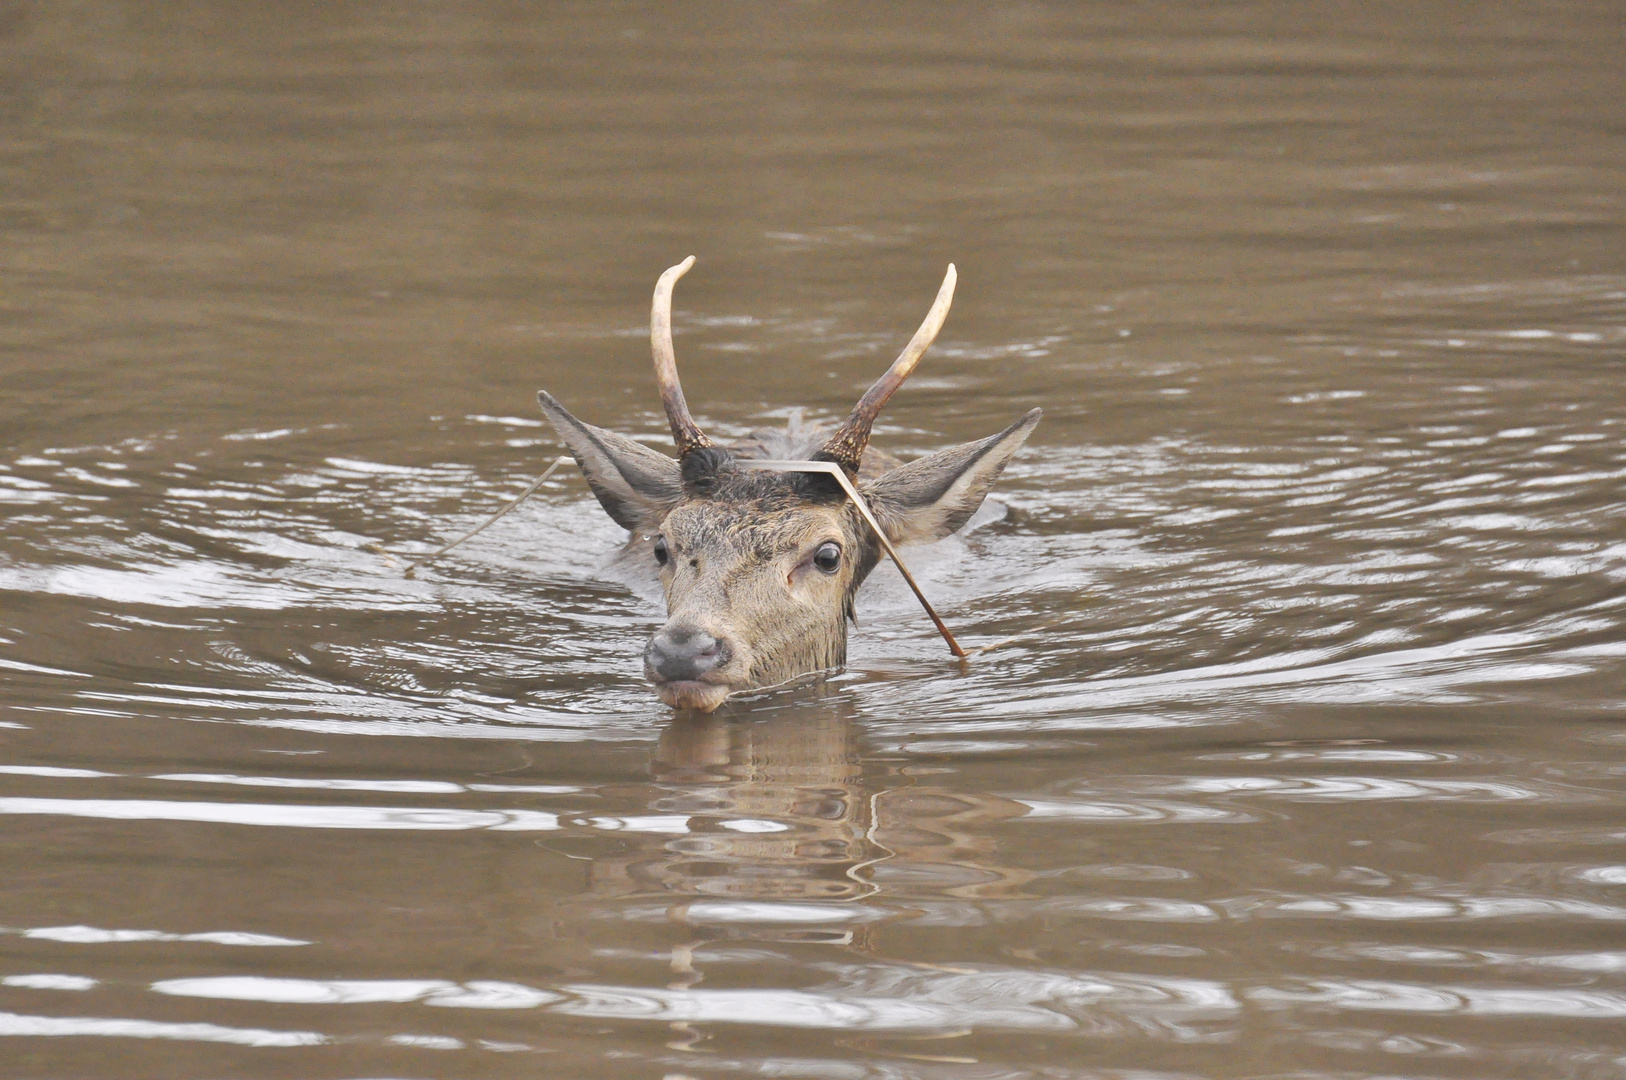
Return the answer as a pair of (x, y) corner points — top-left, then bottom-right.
(587, 704), (872, 906)
(587, 703), (1032, 911)
(575, 703), (1035, 1051)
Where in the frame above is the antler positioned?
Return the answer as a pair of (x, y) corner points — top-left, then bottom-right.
(819, 264), (956, 472)
(651, 256), (714, 457)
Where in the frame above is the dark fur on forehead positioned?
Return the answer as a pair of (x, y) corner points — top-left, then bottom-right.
(679, 446), (734, 494)
(680, 450), (846, 506)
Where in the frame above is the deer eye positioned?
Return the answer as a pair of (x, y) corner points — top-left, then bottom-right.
(653, 536), (669, 566)
(813, 541), (842, 574)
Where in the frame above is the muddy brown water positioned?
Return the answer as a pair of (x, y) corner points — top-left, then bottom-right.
(2, 3), (1625, 1078)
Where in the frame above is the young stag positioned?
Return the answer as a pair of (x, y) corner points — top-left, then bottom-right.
(537, 258), (1040, 712)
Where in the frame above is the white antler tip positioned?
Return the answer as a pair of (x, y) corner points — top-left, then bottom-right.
(656, 257), (696, 289)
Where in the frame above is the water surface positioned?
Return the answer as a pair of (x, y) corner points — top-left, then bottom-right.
(2, 2), (1625, 1077)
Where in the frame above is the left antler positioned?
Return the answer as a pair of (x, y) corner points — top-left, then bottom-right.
(651, 256), (715, 458)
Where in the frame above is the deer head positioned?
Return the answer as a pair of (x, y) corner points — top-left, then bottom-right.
(538, 259), (1040, 712)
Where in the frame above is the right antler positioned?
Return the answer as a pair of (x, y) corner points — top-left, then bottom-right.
(818, 264), (956, 473)
(651, 256), (714, 458)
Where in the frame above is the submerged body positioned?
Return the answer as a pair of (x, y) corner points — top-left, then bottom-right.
(538, 259), (1039, 711)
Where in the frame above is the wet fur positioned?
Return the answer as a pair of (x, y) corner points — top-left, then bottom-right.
(605, 414), (896, 583)
(538, 391), (1040, 708)
(654, 437), (888, 689)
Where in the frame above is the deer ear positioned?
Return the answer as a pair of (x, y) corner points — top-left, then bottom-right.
(537, 391), (683, 531)
(862, 408), (1041, 545)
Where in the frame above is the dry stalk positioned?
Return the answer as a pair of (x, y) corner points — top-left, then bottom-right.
(743, 459), (967, 658)
(401, 455), (573, 578)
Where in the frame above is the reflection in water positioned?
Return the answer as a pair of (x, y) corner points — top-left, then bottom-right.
(638, 707), (872, 906)
(628, 707), (1035, 914)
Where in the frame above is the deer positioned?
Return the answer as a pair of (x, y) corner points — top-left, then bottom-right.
(536, 258), (1040, 712)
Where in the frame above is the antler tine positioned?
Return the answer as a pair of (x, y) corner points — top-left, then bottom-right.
(651, 255), (714, 456)
(820, 264), (956, 471)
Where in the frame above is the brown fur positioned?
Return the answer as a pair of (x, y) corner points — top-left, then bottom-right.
(651, 450), (882, 694)
(538, 391), (1041, 711)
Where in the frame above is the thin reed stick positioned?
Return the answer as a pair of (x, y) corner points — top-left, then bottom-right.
(744, 459), (967, 659)
(402, 456), (572, 579)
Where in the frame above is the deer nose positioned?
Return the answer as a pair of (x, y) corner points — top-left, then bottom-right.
(645, 625), (730, 682)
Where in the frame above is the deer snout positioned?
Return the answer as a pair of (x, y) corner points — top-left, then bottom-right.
(644, 624), (731, 683)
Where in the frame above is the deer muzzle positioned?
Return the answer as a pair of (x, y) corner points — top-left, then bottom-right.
(644, 623), (734, 712)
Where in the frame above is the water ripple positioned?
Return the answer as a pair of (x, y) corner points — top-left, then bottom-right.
(153, 977), (562, 1009)
(0, 797), (563, 832)
(0, 1010), (325, 1047)
(1250, 980), (1626, 1019)
(2, 924), (307, 947)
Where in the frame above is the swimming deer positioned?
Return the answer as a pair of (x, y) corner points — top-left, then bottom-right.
(537, 258), (1040, 712)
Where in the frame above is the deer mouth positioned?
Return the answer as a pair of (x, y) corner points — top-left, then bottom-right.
(650, 677), (732, 713)
(644, 623), (736, 712)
